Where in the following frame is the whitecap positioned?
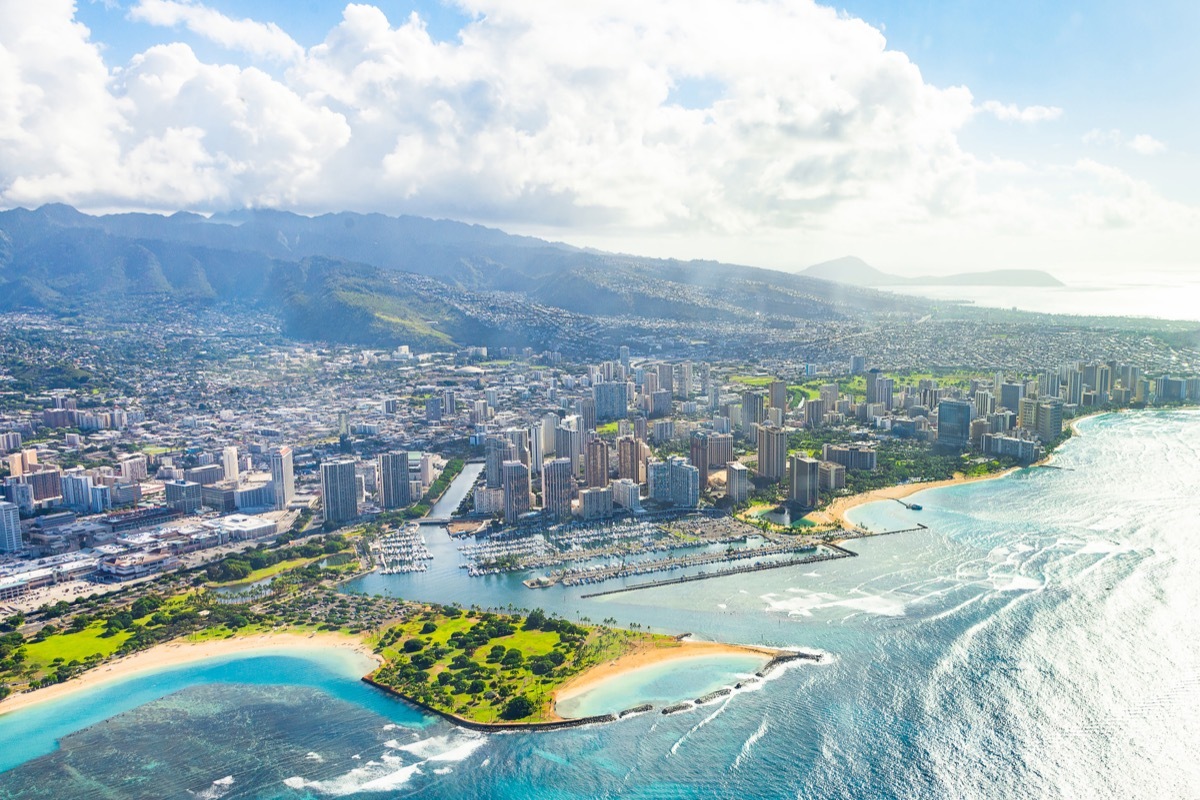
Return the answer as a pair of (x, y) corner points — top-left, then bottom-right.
(304, 752), (324, 762)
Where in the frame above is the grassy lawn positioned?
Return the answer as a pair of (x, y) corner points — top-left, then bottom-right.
(731, 375), (775, 386)
(595, 421), (619, 436)
(370, 610), (673, 724)
(23, 622), (130, 667)
(207, 558), (318, 588)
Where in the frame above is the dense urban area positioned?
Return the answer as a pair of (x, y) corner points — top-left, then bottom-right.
(0, 304), (1197, 712)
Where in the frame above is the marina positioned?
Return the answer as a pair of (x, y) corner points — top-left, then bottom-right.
(370, 524), (434, 574)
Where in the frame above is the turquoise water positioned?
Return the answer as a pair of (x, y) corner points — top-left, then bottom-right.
(555, 653), (769, 719)
(1, 409), (1198, 798)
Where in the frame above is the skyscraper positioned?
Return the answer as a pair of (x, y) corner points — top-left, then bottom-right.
(788, 454), (820, 509)
(223, 446), (240, 485)
(585, 436), (610, 488)
(269, 446), (295, 511)
(378, 451), (412, 509)
(617, 435), (649, 484)
(689, 430), (709, 491)
(320, 458), (359, 525)
(541, 457), (574, 520)
(937, 400), (974, 449)
(769, 380), (788, 411)
(0, 501), (20, 552)
(726, 462), (750, 504)
(501, 460), (531, 524)
(741, 390), (766, 435)
(756, 424), (788, 482)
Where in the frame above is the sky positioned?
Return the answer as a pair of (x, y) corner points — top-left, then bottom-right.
(2, 0), (1198, 280)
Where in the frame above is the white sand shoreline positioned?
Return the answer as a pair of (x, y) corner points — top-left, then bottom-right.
(0, 631), (380, 718)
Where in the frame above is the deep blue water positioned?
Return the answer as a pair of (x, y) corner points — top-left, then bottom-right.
(1, 410), (1198, 799)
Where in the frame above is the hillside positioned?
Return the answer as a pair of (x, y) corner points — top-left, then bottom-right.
(0, 205), (934, 350)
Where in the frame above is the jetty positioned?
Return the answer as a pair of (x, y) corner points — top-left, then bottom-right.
(578, 547), (850, 598)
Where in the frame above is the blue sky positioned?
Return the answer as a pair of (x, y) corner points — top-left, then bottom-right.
(4, 0), (1196, 277)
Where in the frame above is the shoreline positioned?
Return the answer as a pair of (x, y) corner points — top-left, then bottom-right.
(552, 638), (780, 710)
(808, 467), (1024, 529)
(0, 631), (380, 718)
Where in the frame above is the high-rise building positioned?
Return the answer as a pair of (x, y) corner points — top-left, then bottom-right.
(60, 472), (94, 513)
(707, 432), (733, 470)
(974, 390), (995, 419)
(541, 458), (574, 520)
(501, 460), (531, 524)
(594, 381), (629, 422)
(576, 397), (597, 433)
(656, 363), (674, 397)
(585, 437), (610, 488)
(555, 416), (584, 473)
(119, 455), (148, 483)
(821, 444), (878, 471)
(1000, 381), (1026, 412)
(741, 391), (766, 435)
(378, 451), (412, 509)
(425, 395), (443, 422)
(818, 461), (846, 491)
(579, 486), (614, 520)
(165, 480), (202, 514)
(805, 398), (826, 428)
(866, 369), (882, 403)
(611, 478), (642, 512)
(788, 455), (820, 509)
(269, 446), (295, 510)
(485, 436), (518, 488)
(222, 446), (240, 484)
(689, 431), (709, 491)
(769, 380), (788, 411)
(320, 458), (359, 525)
(527, 425), (543, 474)
(617, 436), (649, 484)
(849, 356), (867, 375)
(726, 462), (750, 504)
(1036, 399), (1064, 442)
(756, 424), (788, 482)
(937, 400), (974, 449)
(1018, 396), (1040, 430)
(679, 363), (694, 399)
(0, 501), (20, 552)
(668, 457), (700, 508)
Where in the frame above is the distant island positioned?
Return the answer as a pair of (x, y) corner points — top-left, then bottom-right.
(801, 256), (1064, 288)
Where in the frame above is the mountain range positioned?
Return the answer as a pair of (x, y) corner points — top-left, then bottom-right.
(0, 205), (945, 351)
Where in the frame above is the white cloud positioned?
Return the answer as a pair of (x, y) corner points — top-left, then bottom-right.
(980, 100), (1063, 123)
(1083, 128), (1166, 156)
(1127, 133), (1166, 155)
(0, 0), (1196, 277)
(128, 0), (303, 62)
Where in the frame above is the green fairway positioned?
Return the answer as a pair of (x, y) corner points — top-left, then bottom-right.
(22, 622), (130, 667)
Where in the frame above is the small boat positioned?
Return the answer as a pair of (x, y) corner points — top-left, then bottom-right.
(909, 504), (923, 511)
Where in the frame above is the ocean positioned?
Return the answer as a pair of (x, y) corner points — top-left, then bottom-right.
(0, 409), (1197, 799)
(882, 272), (1200, 322)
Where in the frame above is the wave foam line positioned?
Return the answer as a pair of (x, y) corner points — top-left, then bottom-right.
(668, 695), (732, 757)
(731, 716), (769, 771)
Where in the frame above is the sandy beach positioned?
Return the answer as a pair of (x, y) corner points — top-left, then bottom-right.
(806, 468), (1024, 529)
(553, 638), (778, 710)
(0, 631), (380, 718)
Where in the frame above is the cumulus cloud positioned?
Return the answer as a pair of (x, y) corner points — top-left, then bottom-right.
(1127, 133), (1166, 155)
(128, 0), (303, 62)
(0, 0), (1195, 275)
(979, 100), (1063, 123)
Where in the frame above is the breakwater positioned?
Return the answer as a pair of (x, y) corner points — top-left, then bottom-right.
(361, 676), (635, 733)
(578, 547), (853, 598)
